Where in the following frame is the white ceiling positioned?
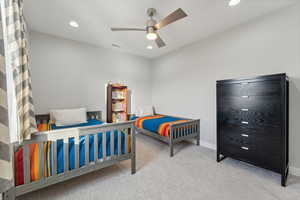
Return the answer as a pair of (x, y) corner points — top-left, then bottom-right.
(24, 0), (298, 59)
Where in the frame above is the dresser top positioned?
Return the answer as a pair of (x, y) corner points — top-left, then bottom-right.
(217, 73), (288, 84)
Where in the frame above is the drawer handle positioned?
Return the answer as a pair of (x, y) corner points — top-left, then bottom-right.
(241, 147), (249, 150)
(241, 82), (249, 85)
(241, 109), (249, 112)
(241, 134), (249, 137)
(241, 96), (249, 98)
(241, 121), (249, 125)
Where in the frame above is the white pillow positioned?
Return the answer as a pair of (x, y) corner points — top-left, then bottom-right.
(50, 108), (87, 126)
(139, 106), (154, 116)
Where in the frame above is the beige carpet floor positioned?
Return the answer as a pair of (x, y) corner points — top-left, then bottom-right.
(18, 134), (300, 200)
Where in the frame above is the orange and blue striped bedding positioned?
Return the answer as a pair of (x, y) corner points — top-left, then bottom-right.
(136, 115), (187, 137)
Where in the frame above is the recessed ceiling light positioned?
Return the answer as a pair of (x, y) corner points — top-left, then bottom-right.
(69, 21), (79, 28)
(147, 45), (153, 50)
(229, 0), (241, 7)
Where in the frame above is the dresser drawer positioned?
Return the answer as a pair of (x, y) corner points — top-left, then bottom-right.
(219, 123), (281, 140)
(247, 80), (282, 97)
(218, 83), (248, 97)
(221, 140), (280, 172)
(222, 116), (281, 129)
(221, 130), (254, 147)
(220, 141), (260, 165)
(220, 123), (253, 138)
(218, 80), (282, 98)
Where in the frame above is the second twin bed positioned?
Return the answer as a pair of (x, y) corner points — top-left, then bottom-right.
(134, 113), (200, 157)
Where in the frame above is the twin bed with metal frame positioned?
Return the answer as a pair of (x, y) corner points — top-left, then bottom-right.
(6, 111), (136, 199)
(135, 111), (200, 157)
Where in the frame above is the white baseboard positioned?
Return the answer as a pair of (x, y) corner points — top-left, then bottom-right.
(290, 166), (300, 176)
(200, 140), (216, 150)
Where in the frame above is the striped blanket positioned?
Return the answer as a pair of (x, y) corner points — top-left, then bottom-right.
(136, 115), (187, 137)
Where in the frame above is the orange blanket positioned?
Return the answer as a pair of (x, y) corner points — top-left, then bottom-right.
(135, 115), (187, 137)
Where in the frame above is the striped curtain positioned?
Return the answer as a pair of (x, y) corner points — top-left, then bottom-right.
(0, 5), (13, 193)
(5, 0), (37, 141)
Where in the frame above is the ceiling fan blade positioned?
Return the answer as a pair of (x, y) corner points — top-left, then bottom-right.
(111, 28), (146, 31)
(155, 8), (187, 30)
(155, 34), (166, 48)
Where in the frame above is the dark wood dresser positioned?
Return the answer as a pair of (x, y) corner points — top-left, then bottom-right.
(216, 73), (289, 186)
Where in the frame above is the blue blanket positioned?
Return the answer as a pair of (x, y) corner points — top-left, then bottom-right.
(52, 120), (126, 174)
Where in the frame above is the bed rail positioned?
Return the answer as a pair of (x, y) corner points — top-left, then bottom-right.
(12, 121), (136, 197)
(169, 119), (200, 157)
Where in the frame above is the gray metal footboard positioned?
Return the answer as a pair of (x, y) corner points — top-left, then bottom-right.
(137, 117), (200, 157)
(169, 119), (200, 157)
(9, 121), (136, 199)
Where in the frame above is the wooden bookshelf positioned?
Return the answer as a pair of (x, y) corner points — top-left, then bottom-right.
(106, 83), (128, 123)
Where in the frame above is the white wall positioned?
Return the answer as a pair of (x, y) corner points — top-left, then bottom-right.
(29, 31), (152, 120)
(152, 4), (300, 168)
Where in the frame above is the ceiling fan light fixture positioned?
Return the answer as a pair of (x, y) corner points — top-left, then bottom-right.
(146, 27), (157, 40)
(146, 32), (157, 40)
(229, 0), (241, 7)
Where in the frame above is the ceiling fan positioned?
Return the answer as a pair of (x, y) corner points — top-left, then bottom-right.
(111, 8), (188, 48)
